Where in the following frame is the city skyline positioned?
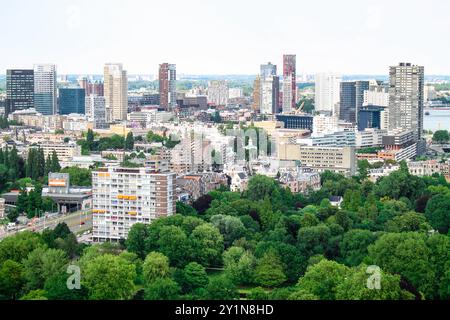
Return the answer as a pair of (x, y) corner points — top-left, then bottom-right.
(1, 0), (450, 75)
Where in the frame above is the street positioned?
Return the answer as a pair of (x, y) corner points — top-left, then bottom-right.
(0, 211), (93, 241)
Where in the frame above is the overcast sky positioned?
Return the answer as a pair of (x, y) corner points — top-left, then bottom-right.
(1, 0), (449, 75)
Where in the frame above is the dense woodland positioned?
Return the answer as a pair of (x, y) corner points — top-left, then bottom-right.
(0, 163), (449, 300)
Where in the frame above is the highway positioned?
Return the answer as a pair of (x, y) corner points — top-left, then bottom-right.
(0, 211), (93, 241)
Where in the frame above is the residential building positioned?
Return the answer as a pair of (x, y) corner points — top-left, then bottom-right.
(388, 63), (424, 141)
(104, 63), (128, 122)
(5, 69), (34, 115)
(207, 80), (228, 106)
(159, 63), (177, 110)
(278, 144), (356, 176)
(34, 64), (57, 115)
(315, 72), (341, 115)
(85, 95), (107, 129)
(282, 54), (297, 114)
(278, 167), (321, 194)
(252, 76), (261, 112)
(91, 165), (176, 242)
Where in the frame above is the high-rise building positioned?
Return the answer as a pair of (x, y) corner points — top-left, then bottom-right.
(314, 73), (341, 115)
(260, 62), (277, 78)
(252, 76), (261, 112)
(104, 63), (128, 122)
(260, 62), (279, 115)
(91, 163), (176, 242)
(58, 88), (86, 115)
(5, 69), (34, 115)
(34, 64), (57, 115)
(388, 63), (424, 141)
(207, 80), (229, 106)
(85, 95), (107, 129)
(260, 75), (280, 115)
(283, 54), (296, 114)
(79, 77), (104, 96)
(159, 63), (177, 110)
(339, 81), (370, 124)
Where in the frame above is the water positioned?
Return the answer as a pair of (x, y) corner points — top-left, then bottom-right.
(424, 109), (450, 131)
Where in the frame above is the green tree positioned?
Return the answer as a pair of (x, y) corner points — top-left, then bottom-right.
(83, 254), (136, 300)
(60, 167), (92, 186)
(182, 262), (209, 292)
(190, 224), (224, 267)
(335, 265), (414, 300)
(367, 232), (435, 298)
(340, 229), (377, 267)
(0, 231), (44, 265)
(125, 132), (135, 150)
(20, 289), (48, 300)
(22, 247), (68, 290)
(142, 252), (170, 285)
(0, 260), (25, 300)
(126, 223), (149, 259)
(157, 225), (191, 267)
(425, 193), (450, 234)
(432, 130), (449, 144)
(254, 250), (287, 287)
(296, 259), (351, 300)
(144, 277), (181, 300)
(210, 214), (246, 248)
(223, 246), (256, 285)
(44, 272), (88, 300)
(204, 275), (239, 300)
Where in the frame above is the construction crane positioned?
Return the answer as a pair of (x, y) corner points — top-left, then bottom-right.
(294, 101), (306, 115)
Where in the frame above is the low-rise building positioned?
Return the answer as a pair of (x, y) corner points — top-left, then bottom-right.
(278, 167), (321, 194)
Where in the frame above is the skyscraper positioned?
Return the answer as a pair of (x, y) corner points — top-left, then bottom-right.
(388, 63), (424, 141)
(315, 72), (341, 116)
(260, 62), (277, 78)
(58, 88), (86, 115)
(5, 69), (34, 115)
(283, 55), (296, 114)
(260, 63), (280, 115)
(104, 63), (128, 122)
(339, 80), (370, 124)
(34, 64), (57, 115)
(252, 76), (261, 112)
(159, 63), (177, 110)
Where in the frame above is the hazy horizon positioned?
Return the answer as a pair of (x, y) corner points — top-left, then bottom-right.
(1, 0), (449, 75)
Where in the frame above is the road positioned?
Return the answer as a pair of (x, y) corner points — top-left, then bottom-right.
(0, 211), (93, 241)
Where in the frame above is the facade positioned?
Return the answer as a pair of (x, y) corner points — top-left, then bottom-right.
(276, 114), (313, 131)
(252, 76), (261, 112)
(229, 88), (243, 99)
(339, 81), (370, 124)
(278, 167), (321, 194)
(159, 63), (177, 110)
(388, 63), (424, 141)
(315, 72), (341, 115)
(91, 165), (176, 242)
(34, 64), (57, 115)
(176, 172), (228, 201)
(207, 80), (229, 106)
(278, 144), (356, 176)
(5, 69), (34, 115)
(33, 142), (81, 162)
(104, 63), (128, 122)
(58, 88), (86, 115)
(78, 77), (104, 96)
(260, 62), (277, 78)
(282, 54), (297, 114)
(260, 75), (280, 115)
(358, 105), (384, 131)
(85, 95), (107, 129)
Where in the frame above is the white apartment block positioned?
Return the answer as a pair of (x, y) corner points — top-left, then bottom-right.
(314, 73), (341, 115)
(86, 95), (107, 129)
(278, 144), (356, 176)
(312, 114), (339, 136)
(228, 88), (243, 99)
(104, 63), (128, 122)
(92, 166), (176, 242)
(33, 142), (81, 162)
(207, 80), (229, 106)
